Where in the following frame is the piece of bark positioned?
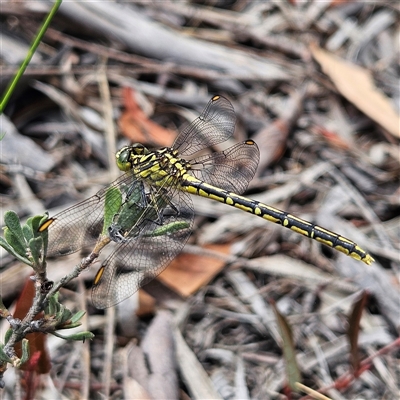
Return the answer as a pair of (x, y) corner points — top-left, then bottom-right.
(141, 311), (179, 400)
(0, 114), (55, 172)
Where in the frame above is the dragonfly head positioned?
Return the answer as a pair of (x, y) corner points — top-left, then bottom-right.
(116, 144), (150, 171)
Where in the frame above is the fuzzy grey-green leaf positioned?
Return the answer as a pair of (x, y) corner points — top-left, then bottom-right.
(59, 308), (73, 325)
(45, 294), (60, 316)
(0, 344), (12, 363)
(20, 339), (30, 365)
(0, 236), (31, 265)
(4, 211), (25, 247)
(4, 329), (13, 345)
(52, 331), (94, 341)
(29, 236), (43, 267)
(22, 224), (34, 243)
(4, 228), (27, 259)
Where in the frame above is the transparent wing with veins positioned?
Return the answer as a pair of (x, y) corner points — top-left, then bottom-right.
(173, 96), (236, 157)
(91, 185), (194, 308)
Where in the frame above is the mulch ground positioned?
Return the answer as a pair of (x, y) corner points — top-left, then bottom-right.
(0, 1), (399, 399)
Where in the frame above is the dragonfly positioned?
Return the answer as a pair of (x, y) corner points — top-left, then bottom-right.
(39, 95), (374, 308)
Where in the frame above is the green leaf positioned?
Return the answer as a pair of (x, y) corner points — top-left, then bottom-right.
(116, 183), (145, 233)
(70, 310), (86, 325)
(38, 213), (49, 255)
(20, 339), (30, 365)
(51, 331), (94, 341)
(28, 236), (43, 267)
(38, 213), (50, 228)
(25, 214), (48, 244)
(45, 293), (60, 316)
(0, 236), (31, 265)
(103, 187), (123, 235)
(55, 304), (66, 322)
(59, 308), (73, 325)
(4, 211), (26, 248)
(22, 223), (34, 243)
(4, 227), (27, 259)
(29, 215), (46, 236)
(150, 221), (190, 237)
(4, 329), (13, 345)
(59, 322), (82, 330)
(57, 310), (87, 330)
(0, 344), (12, 363)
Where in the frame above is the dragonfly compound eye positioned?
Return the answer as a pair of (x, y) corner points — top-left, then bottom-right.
(116, 147), (132, 171)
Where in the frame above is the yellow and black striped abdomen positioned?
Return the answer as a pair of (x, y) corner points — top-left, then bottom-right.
(181, 177), (374, 265)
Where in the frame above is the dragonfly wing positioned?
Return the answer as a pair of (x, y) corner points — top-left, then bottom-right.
(190, 140), (260, 194)
(173, 95), (236, 157)
(91, 190), (194, 308)
(43, 173), (134, 257)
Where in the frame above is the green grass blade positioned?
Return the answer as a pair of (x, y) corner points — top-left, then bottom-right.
(0, 0), (62, 113)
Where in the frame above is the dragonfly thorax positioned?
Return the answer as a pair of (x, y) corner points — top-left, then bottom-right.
(117, 144), (191, 188)
(139, 148), (191, 187)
